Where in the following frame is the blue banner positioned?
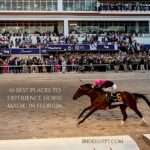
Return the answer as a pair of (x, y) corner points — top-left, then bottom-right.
(0, 49), (11, 56)
(143, 44), (150, 50)
(40, 48), (48, 55)
(1, 43), (120, 56)
(97, 44), (118, 51)
(74, 44), (90, 51)
(47, 44), (73, 51)
(10, 48), (40, 55)
(74, 44), (117, 51)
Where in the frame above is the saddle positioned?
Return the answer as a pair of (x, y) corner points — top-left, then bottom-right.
(94, 88), (123, 106)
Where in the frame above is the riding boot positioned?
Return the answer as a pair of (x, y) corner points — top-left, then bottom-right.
(108, 96), (113, 109)
(112, 93), (117, 101)
(108, 102), (113, 109)
(109, 93), (117, 109)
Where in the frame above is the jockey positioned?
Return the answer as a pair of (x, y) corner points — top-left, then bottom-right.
(93, 79), (117, 93)
(93, 79), (121, 107)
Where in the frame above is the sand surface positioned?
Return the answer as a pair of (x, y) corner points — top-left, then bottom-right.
(0, 72), (149, 150)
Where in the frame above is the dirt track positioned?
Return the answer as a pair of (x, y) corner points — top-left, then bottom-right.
(0, 72), (150, 150)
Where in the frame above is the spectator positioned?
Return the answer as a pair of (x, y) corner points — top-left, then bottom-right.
(140, 56), (145, 72)
(97, 2), (150, 12)
(62, 58), (67, 73)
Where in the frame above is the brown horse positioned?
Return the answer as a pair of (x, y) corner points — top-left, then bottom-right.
(73, 84), (150, 125)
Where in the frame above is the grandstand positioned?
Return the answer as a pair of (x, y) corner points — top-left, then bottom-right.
(0, 0), (150, 54)
(0, 0), (149, 34)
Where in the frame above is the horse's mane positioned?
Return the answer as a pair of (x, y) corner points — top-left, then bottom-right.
(94, 87), (104, 92)
(83, 84), (104, 92)
(83, 84), (92, 89)
(82, 84), (110, 94)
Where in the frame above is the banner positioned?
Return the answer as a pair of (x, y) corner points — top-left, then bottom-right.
(97, 44), (118, 51)
(46, 44), (117, 51)
(40, 48), (48, 55)
(2, 44), (120, 56)
(47, 44), (73, 51)
(0, 49), (11, 56)
(74, 44), (90, 51)
(10, 48), (40, 55)
(143, 44), (150, 50)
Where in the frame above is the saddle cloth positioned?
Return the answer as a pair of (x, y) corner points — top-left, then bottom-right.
(106, 92), (123, 103)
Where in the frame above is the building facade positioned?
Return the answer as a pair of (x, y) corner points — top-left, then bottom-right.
(0, 0), (150, 36)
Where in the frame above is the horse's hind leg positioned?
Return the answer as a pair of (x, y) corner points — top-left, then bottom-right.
(133, 108), (148, 124)
(120, 105), (127, 125)
(130, 105), (147, 124)
(129, 103), (143, 118)
(78, 106), (91, 119)
(133, 108), (143, 118)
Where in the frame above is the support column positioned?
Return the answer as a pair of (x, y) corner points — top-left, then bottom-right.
(58, 21), (64, 34)
(64, 19), (69, 37)
(57, 0), (63, 11)
(135, 21), (139, 33)
(149, 21), (150, 33)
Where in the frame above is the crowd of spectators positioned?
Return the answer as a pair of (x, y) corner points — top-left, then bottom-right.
(0, 32), (148, 74)
(97, 2), (150, 11)
(0, 51), (150, 73)
(0, 32), (142, 52)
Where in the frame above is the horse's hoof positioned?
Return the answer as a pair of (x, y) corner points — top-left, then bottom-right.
(77, 122), (81, 127)
(76, 123), (79, 128)
(141, 122), (148, 127)
(121, 121), (125, 126)
(141, 118), (148, 126)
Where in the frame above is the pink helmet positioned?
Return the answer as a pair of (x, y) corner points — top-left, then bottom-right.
(95, 80), (100, 86)
(94, 79), (105, 86)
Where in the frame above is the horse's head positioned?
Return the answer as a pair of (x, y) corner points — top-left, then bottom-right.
(73, 84), (93, 100)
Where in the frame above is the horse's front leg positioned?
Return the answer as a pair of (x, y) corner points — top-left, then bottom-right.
(78, 107), (98, 125)
(78, 106), (91, 119)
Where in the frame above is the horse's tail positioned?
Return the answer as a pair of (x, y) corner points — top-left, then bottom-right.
(133, 93), (150, 108)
